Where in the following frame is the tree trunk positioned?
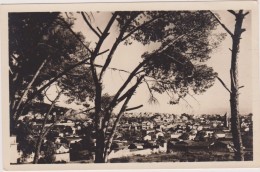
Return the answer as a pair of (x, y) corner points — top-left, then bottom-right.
(12, 59), (47, 127)
(33, 91), (62, 164)
(95, 129), (105, 163)
(103, 76), (144, 162)
(229, 10), (246, 161)
(33, 137), (43, 164)
(93, 82), (106, 163)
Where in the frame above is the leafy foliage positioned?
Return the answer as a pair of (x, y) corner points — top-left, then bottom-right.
(121, 11), (224, 104)
(16, 120), (36, 157)
(9, 12), (93, 116)
(41, 141), (56, 163)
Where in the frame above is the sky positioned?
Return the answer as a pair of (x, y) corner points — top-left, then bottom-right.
(46, 10), (252, 115)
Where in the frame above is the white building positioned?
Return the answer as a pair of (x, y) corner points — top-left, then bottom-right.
(143, 135), (152, 141)
(170, 133), (182, 139)
(54, 144), (70, 162)
(155, 132), (164, 139)
(10, 136), (21, 164)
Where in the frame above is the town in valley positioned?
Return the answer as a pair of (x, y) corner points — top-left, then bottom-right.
(10, 103), (253, 163)
(7, 9), (253, 164)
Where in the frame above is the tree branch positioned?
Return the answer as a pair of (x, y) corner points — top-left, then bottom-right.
(143, 78), (159, 105)
(43, 85), (53, 103)
(97, 49), (110, 56)
(117, 80), (141, 103)
(22, 56), (91, 108)
(98, 12), (141, 81)
(97, 27), (103, 35)
(238, 86), (244, 89)
(228, 10), (237, 16)
(12, 58), (48, 120)
(81, 12), (101, 38)
(121, 15), (161, 41)
(40, 90), (63, 136)
(103, 76), (143, 160)
(209, 11), (234, 37)
(217, 76), (232, 93)
(181, 97), (193, 109)
(60, 18), (93, 54)
(126, 105), (143, 111)
(243, 11), (249, 17)
(187, 93), (200, 105)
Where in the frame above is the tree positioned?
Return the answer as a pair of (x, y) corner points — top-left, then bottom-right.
(9, 12), (92, 135)
(16, 119), (36, 159)
(179, 133), (190, 140)
(72, 11), (224, 162)
(33, 88), (63, 164)
(41, 140), (56, 163)
(9, 12), (97, 164)
(210, 10), (249, 161)
(195, 131), (207, 141)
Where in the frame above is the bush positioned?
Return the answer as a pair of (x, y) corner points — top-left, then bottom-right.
(136, 158), (143, 162)
(244, 152), (253, 161)
(110, 157), (130, 163)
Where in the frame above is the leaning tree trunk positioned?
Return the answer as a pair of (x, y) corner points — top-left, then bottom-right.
(230, 10), (246, 161)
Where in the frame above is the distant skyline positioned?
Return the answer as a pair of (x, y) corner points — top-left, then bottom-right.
(45, 11), (252, 115)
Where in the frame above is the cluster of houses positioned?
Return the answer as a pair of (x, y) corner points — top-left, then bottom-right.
(10, 103), (253, 163)
(107, 112), (252, 161)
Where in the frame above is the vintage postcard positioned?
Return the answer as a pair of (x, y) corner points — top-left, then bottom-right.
(1, 1), (259, 170)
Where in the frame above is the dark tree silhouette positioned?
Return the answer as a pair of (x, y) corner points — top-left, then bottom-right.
(10, 11), (225, 163)
(9, 12), (92, 135)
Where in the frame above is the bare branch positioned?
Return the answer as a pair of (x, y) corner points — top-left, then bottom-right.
(238, 86), (244, 89)
(98, 12), (141, 81)
(40, 90), (63, 136)
(143, 78), (159, 105)
(181, 97), (193, 109)
(217, 76), (232, 93)
(43, 85), (53, 103)
(117, 78), (142, 103)
(105, 60), (148, 110)
(126, 105), (143, 111)
(97, 49), (109, 56)
(240, 28), (246, 33)
(187, 93), (200, 105)
(243, 11), (249, 16)
(209, 11), (234, 37)
(97, 27), (103, 35)
(81, 12), (101, 38)
(228, 10), (237, 16)
(104, 76), (143, 159)
(103, 75), (144, 133)
(135, 69), (146, 75)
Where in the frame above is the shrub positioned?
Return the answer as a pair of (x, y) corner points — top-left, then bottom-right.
(110, 157), (130, 163)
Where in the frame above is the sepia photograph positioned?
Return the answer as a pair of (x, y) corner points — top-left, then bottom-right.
(1, 1), (259, 170)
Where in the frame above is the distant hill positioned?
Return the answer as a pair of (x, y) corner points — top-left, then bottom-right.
(22, 102), (93, 121)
